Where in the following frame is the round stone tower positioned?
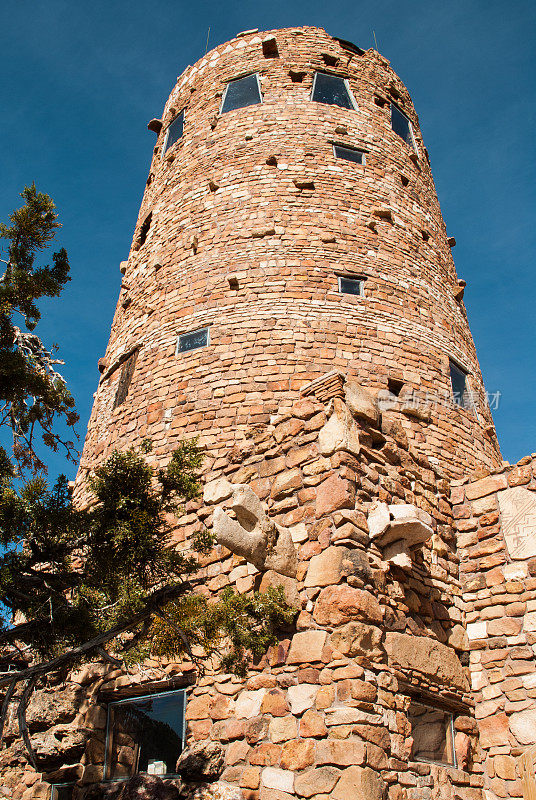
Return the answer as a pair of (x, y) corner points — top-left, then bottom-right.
(76, 25), (501, 492)
(6, 27), (508, 800)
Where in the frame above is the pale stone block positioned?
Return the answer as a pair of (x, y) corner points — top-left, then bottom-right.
(287, 630), (327, 664)
(235, 689), (266, 719)
(262, 767), (294, 793)
(287, 684), (318, 715)
(467, 621), (487, 640)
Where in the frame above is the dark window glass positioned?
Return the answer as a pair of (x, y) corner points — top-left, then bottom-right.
(449, 360), (472, 410)
(178, 328), (209, 353)
(164, 112), (184, 153)
(105, 690), (186, 779)
(334, 145), (364, 164)
(221, 74), (262, 113)
(114, 350), (138, 408)
(408, 701), (456, 766)
(391, 104), (414, 148)
(51, 787), (74, 800)
(312, 72), (355, 109)
(339, 277), (363, 296)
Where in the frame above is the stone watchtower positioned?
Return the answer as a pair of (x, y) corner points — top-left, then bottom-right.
(15, 24), (536, 800)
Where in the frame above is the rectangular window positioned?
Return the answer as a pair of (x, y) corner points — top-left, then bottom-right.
(333, 144), (365, 164)
(177, 327), (209, 354)
(449, 360), (473, 410)
(311, 72), (356, 110)
(51, 786), (74, 800)
(408, 701), (456, 767)
(104, 690), (186, 780)
(163, 112), (184, 154)
(114, 350), (138, 408)
(221, 73), (262, 113)
(391, 103), (415, 149)
(338, 276), (364, 296)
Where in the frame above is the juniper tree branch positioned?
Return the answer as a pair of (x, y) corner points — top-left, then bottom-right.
(0, 677), (17, 747)
(0, 582), (191, 688)
(17, 676), (37, 769)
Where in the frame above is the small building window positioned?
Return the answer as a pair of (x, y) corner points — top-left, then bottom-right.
(51, 786), (74, 800)
(113, 350), (138, 408)
(163, 112), (184, 154)
(449, 360), (473, 410)
(333, 144), (365, 164)
(391, 103), (415, 149)
(338, 276), (364, 296)
(177, 327), (209, 354)
(311, 72), (356, 110)
(137, 212), (152, 249)
(221, 73), (262, 113)
(408, 701), (456, 767)
(104, 689), (186, 780)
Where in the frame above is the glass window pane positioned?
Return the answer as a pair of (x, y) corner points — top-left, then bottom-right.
(164, 112), (184, 153)
(339, 277), (363, 295)
(51, 787), (74, 800)
(178, 328), (209, 353)
(334, 145), (364, 164)
(312, 73), (354, 109)
(106, 691), (185, 779)
(391, 104), (414, 147)
(221, 74), (262, 113)
(449, 361), (472, 409)
(409, 701), (455, 766)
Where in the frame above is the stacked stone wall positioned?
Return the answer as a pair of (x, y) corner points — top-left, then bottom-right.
(454, 456), (536, 799)
(74, 25), (500, 506)
(2, 379), (486, 799)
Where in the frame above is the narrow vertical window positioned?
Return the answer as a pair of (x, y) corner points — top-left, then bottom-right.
(114, 350), (138, 408)
(391, 103), (415, 149)
(51, 787), (74, 800)
(221, 74), (262, 113)
(408, 701), (456, 767)
(449, 360), (473, 411)
(163, 111), (184, 153)
(137, 212), (152, 249)
(311, 72), (356, 110)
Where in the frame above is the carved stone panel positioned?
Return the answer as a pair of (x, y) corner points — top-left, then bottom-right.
(498, 487), (536, 560)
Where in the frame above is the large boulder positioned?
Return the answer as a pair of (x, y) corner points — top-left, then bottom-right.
(176, 741), (225, 781)
(384, 632), (469, 690)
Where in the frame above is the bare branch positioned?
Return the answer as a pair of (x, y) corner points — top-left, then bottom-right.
(17, 676), (37, 769)
(0, 677), (18, 746)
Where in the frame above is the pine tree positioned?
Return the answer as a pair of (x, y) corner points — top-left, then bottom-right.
(0, 188), (294, 767)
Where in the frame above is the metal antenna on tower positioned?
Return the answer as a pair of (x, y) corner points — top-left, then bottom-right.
(205, 27), (211, 55)
(373, 30), (378, 51)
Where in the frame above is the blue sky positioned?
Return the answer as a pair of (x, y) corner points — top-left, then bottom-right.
(1, 0), (534, 479)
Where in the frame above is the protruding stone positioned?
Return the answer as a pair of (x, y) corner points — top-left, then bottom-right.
(313, 585), (383, 626)
(318, 398), (360, 457)
(287, 630), (327, 664)
(384, 632), (468, 689)
(332, 765), (386, 800)
(203, 477), (233, 505)
(294, 766), (341, 798)
(344, 381), (380, 426)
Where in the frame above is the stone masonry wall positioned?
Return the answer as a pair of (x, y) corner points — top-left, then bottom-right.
(2, 377), (485, 799)
(454, 456), (536, 799)
(74, 25), (501, 507)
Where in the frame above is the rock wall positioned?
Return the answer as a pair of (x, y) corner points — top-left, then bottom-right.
(2, 378), (486, 799)
(454, 456), (536, 799)
(74, 25), (501, 511)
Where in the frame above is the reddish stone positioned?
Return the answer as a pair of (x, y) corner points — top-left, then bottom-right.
(315, 474), (355, 517)
(249, 744), (282, 766)
(280, 739), (315, 770)
(313, 585), (383, 626)
(260, 690), (289, 717)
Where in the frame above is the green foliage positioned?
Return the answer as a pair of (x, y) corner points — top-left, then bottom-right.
(0, 441), (205, 661)
(149, 586), (296, 676)
(0, 184), (77, 473)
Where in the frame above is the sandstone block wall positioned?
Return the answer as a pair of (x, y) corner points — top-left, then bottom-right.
(454, 456), (536, 799)
(74, 25), (501, 507)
